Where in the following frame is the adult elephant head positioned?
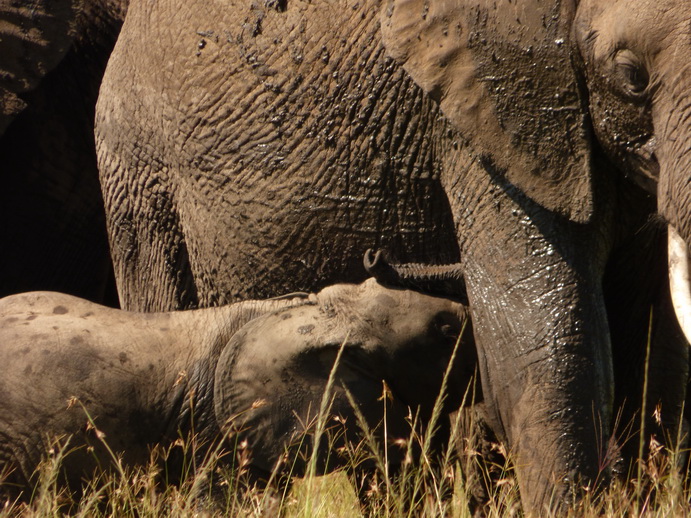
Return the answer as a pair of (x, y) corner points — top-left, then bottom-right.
(573, 0), (691, 343)
(95, 0), (690, 513)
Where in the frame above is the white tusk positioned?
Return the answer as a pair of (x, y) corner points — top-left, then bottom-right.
(668, 225), (691, 345)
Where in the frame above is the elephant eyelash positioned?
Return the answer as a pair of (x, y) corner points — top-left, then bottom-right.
(582, 28), (599, 47)
(612, 50), (651, 100)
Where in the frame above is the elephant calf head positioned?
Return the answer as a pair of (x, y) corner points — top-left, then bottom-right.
(214, 277), (475, 483)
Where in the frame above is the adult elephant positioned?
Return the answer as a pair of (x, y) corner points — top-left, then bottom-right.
(0, 0), (127, 304)
(95, 0), (691, 513)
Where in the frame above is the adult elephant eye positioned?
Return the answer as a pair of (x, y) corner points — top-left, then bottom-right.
(614, 50), (650, 99)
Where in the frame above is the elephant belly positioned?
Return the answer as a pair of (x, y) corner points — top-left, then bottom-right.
(96, 0), (461, 310)
(177, 165), (459, 306)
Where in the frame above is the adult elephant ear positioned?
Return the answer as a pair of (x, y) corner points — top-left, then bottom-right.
(381, 0), (594, 223)
(0, 0), (81, 136)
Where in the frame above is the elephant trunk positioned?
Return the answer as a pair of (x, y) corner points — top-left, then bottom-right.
(363, 249), (466, 299)
(456, 181), (613, 515)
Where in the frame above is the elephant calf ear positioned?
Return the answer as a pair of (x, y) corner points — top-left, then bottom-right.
(0, 0), (80, 136)
(381, 0), (594, 223)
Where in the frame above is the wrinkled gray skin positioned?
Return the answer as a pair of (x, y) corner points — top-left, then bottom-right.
(93, 0), (691, 513)
(0, 0), (127, 304)
(0, 279), (471, 500)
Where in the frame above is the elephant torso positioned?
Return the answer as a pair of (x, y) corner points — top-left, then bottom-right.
(0, 291), (304, 491)
(96, 0), (464, 311)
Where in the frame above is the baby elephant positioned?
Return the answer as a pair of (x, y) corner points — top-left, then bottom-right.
(0, 279), (473, 500)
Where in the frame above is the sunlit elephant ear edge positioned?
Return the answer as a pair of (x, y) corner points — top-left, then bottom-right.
(380, 0), (594, 223)
(0, 0), (80, 136)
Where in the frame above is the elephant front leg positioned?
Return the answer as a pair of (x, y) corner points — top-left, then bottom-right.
(99, 158), (200, 311)
(449, 173), (614, 514)
(465, 236), (613, 512)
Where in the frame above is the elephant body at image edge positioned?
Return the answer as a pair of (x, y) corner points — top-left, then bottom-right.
(0, 0), (128, 305)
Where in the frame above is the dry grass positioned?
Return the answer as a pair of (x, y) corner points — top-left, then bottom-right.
(1, 339), (689, 517)
(1, 425), (688, 517)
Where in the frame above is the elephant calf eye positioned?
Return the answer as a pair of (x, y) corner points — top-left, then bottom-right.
(613, 50), (650, 99)
(440, 323), (460, 339)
